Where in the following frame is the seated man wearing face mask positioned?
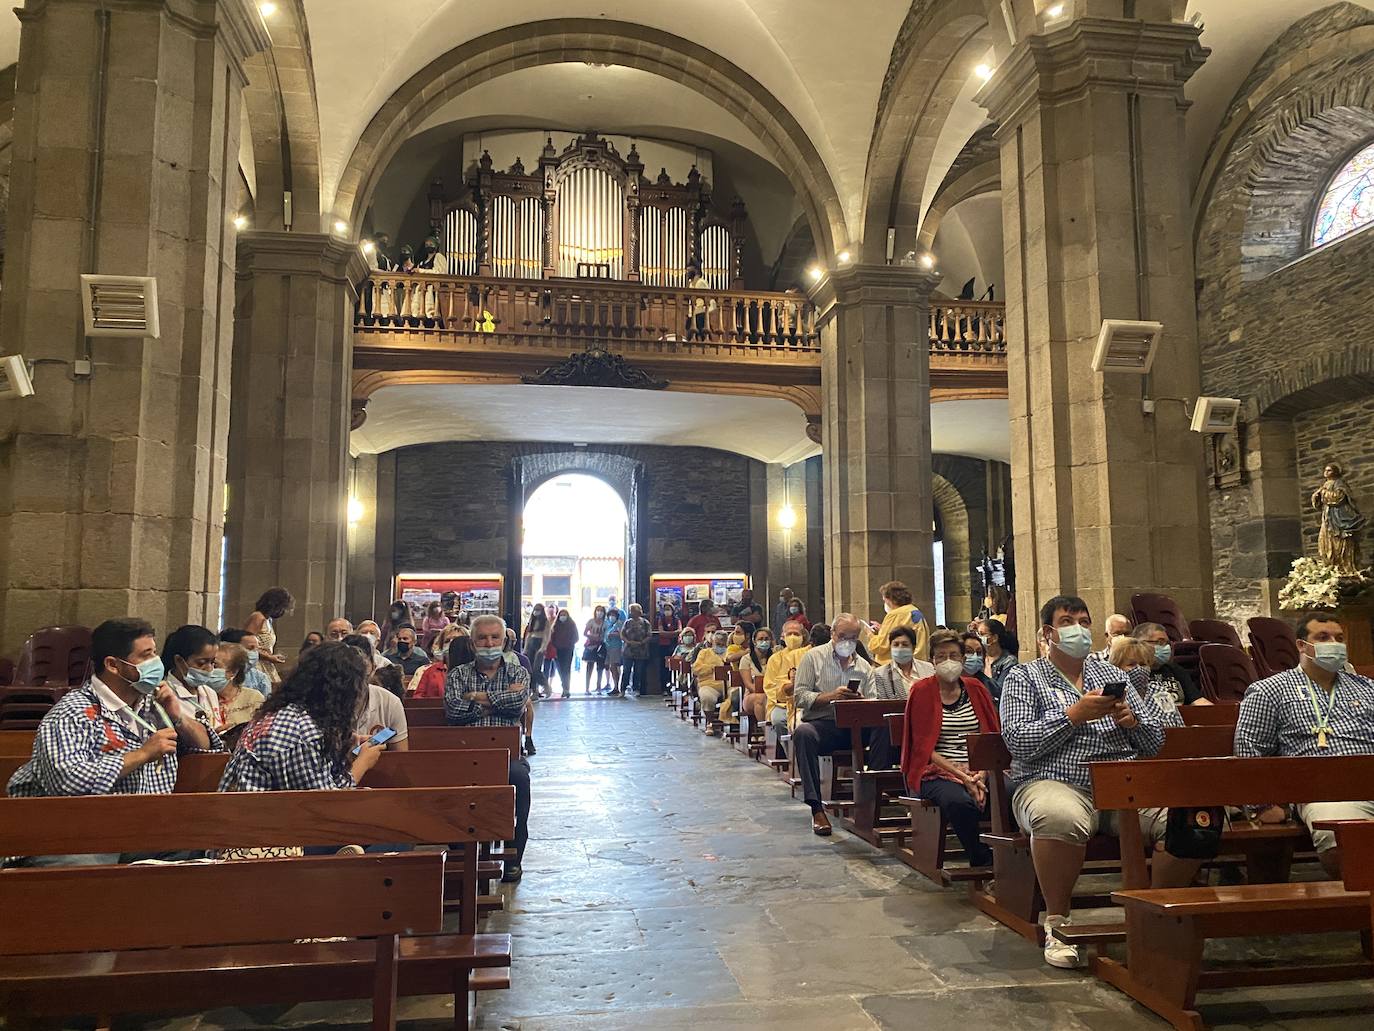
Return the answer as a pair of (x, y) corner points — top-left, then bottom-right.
(355, 620), (394, 670)
(1129, 622), (1206, 718)
(1001, 595), (1198, 970)
(693, 629), (732, 723)
(1235, 612), (1374, 878)
(384, 625), (430, 679)
(792, 613), (876, 836)
(4, 618), (222, 866)
(763, 619), (811, 738)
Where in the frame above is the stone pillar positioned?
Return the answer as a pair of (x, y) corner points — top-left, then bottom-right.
(813, 264), (940, 624)
(0, 0), (267, 650)
(223, 231), (367, 649)
(346, 453), (379, 622)
(979, 18), (1214, 634)
(764, 462), (810, 620)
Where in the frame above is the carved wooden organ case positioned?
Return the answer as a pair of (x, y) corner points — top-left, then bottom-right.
(433, 132), (747, 288)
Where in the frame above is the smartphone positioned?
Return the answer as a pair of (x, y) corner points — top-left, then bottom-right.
(845, 673), (863, 695)
(1101, 681), (1126, 700)
(352, 727), (397, 755)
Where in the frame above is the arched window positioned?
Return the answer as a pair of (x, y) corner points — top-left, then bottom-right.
(1312, 141), (1374, 248)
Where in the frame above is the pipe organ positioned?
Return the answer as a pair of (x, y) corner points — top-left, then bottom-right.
(435, 132), (746, 285)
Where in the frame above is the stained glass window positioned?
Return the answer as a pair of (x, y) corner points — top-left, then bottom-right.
(1312, 141), (1374, 247)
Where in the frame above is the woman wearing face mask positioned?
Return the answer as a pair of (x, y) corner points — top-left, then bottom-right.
(693, 630), (731, 723)
(379, 600), (414, 651)
(977, 617), (1020, 692)
(960, 632), (1002, 702)
(162, 624), (229, 730)
(764, 620), (811, 736)
(784, 597), (812, 632)
(550, 606), (580, 698)
(899, 629), (1001, 868)
(604, 606), (625, 693)
(522, 603), (551, 697)
(873, 625), (936, 700)
(738, 628), (776, 727)
(214, 642), (266, 736)
(583, 605), (610, 694)
(219, 628), (273, 696)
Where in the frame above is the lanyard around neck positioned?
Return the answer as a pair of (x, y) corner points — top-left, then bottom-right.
(1304, 675), (1339, 732)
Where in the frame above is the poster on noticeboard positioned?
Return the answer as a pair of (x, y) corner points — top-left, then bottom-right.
(711, 579), (746, 607)
(654, 585), (684, 612)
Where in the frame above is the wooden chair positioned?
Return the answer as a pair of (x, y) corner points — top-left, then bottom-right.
(0, 786), (516, 1027)
(833, 699), (907, 847)
(1197, 643), (1258, 702)
(1187, 619), (1243, 650)
(12, 626), (92, 687)
(0, 852), (445, 1031)
(1088, 756), (1374, 1031)
(1247, 616), (1299, 679)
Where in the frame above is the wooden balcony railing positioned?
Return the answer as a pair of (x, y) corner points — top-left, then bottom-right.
(354, 274), (1006, 360)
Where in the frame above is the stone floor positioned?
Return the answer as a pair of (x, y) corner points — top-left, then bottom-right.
(175, 697), (1374, 1030)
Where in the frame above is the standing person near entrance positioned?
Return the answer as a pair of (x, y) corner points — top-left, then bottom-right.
(619, 604), (651, 697)
(1235, 612), (1374, 877)
(582, 605), (609, 694)
(522, 603), (550, 698)
(653, 600), (684, 695)
(549, 606), (579, 698)
(773, 588), (795, 637)
(687, 599), (722, 643)
(604, 606), (625, 694)
(444, 614), (532, 883)
(792, 613), (875, 836)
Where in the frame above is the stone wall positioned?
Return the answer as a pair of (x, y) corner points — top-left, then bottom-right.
(1295, 396), (1374, 556)
(1195, 3), (1374, 622)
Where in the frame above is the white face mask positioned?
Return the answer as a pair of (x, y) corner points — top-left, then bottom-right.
(1308, 640), (1348, 673)
(935, 658), (964, 682)
(834, 638), (857, 659)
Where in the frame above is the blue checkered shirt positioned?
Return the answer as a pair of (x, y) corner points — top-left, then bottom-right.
(5, 680), (223, 798)
(445, 660), (530, 727)
(999, 657), (1167, 790)
(218, 704), (356, 791)
(1235, 666), (1374, 758)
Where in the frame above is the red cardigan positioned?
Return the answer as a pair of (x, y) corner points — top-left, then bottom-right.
(900, 674), (1001, 788)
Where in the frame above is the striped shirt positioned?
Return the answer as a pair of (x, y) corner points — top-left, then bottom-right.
(445, 659), (530, 728)
(1235, 666), (1374, 758)
(934, 689), (981, 766)
(1000, 657), (1167, 789)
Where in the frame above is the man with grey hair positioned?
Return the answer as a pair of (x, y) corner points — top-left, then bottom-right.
(1090, 613), (1134, 663)
(445, 612), (532, 882)
(791, 613), (876, 836)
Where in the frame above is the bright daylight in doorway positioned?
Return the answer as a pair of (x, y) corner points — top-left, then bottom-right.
(521, 474), (628, 630)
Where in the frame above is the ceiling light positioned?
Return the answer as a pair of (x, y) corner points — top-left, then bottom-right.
(919, 253), (935, 270)
(807, 265), (823, 282)
(975, 63), (993, 82)
(233, 215), (247, 230)
(777, 504), (797, 530)
(347, 496), (364, 525)
(1046, 3), (1065, 17)
(837, 250), (851, 265)
(333, 219), (348, 234)
(259, 2), (276, 16)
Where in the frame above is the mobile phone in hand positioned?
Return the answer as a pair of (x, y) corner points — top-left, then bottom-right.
(352, 726), (397, 755)
(1101, 681), (1126, 700)
(846, 673), (863, 695)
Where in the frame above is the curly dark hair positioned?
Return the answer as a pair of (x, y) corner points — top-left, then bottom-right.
(342, 633), (375, 664)
(254, 642), (369, 771)
(254, 587), (294, 619)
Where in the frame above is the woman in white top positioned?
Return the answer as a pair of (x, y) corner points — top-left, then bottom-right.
(873, 625), (935, 700)
(738, 627), (775, 725)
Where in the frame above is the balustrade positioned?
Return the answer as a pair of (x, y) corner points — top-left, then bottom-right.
(927, 300), (1006, 355)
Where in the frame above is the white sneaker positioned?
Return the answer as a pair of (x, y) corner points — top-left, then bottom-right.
(1042, 915), (1082, 969)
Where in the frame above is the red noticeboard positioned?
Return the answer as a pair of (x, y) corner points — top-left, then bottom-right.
(649, 573), (750, 616)
(394, 573), (503, 615)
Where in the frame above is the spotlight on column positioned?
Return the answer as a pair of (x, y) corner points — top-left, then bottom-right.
(347, 496), (364, 525)
(259, 2), (276, 17)
(1189, 397), (1242, 434)
(919, 253), (935, 270)
(777, 504), (798, 530)
(807, 265), (823, 282)
(233, 215), (248, 230)
(1091, 319), (1163, 374)
(975, 63), (993, 82)
(1045, 3), (1065, 18)
(837, 250), (852, 265)
(333, 219), (348, 235)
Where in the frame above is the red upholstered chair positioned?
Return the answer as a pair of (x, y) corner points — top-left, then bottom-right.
(12, 626), (92, 686)
(1197, 643), (1259, 703)
(1187, 619), (1244, 651)
(1246, 617), (1300, 679)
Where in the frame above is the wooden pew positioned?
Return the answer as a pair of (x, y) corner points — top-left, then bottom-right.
(407, 725), (520, 757)
(0, 730), (35, 756)
(0, 852), (444, 1031)
(1331, 819), (1374, 925)
(1180, 703), (1241, 726)
(405, 705), (452, 727)
(0, 786), (515, 1028)
(833, 699), (907, 847)
(1088, 756), (1374, 1031)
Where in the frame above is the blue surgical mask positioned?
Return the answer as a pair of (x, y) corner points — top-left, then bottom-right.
(890, 646), (914, 664)
(1311, 641), (1348, 673)
(1052, 625), (1093, 660)
(963, 654), (983, 675)
(245, 650), (260, 666)
(756, 640), (772, 653)
(834, 638), (857, 659)
(1153, 643), (1172, 665)
(682, 636), (695, 647)
(713, 645), (727, 655)
(118, 656), (165, 695)
(475, 646), (504, 663)
(185, 666), (228, 693)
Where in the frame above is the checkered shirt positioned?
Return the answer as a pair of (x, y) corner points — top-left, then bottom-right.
(445, 660), (530, 727)
(5, 680), (223, 798)
(1235, 666), (1374, 758)
(999, 657), (1167, 790)
(218, 704), (356, 791)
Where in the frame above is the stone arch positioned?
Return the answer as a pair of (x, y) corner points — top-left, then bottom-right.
(331, 19), (846, 258)
(917, 126), (1001, 250)
(932, 473), (973, 625)
(240, 0), (324, 232)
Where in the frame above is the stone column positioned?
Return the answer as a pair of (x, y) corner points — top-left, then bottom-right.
(223, 231), (367, 649)
(979, 18), (1214, 634)
(0, 0), (267, 650)
(813, 264), (940, 624)
(345, 453), (379, 622)
(765, 462), (810, 618)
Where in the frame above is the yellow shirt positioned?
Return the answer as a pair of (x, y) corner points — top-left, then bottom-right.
(867, 603), (930, 666)
(693, 648), (726, 682)
(763, 644), (810, 721)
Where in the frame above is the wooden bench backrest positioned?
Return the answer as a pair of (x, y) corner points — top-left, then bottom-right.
(403, 697), (445, 708)
(885, 713), (905, 746)
(1330, 821), (1374, 893)
(407, 725), (519, 757)
(1180, 703), (1240, 726)
(0, 729), (35, 756)
(404, 706), (452, 727)
(0, 852), (444, 956)
(1091, 755), (1374, 809)
(1154, 724), (1234, 759)
(0, 785), (514, 856)
(834, 698), (906, 729)
(165, 748), (511, 794)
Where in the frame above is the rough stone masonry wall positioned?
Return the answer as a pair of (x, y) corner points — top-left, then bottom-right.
(1294, 396), (1374, 557)
(1195, 3), (1374, 624)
